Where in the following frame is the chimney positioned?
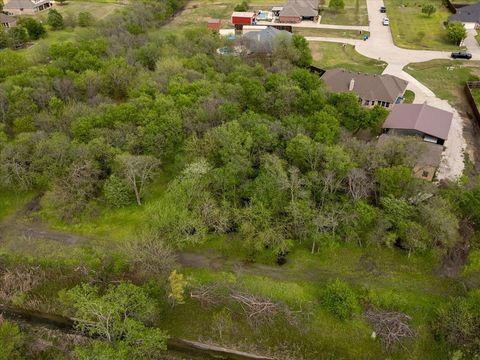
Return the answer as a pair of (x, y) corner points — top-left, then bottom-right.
(349, 78), (355, 91)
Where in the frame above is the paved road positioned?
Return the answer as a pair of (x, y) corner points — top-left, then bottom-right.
(307, 0), (468, 180)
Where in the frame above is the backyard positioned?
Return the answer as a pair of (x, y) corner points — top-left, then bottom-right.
(384, 0), (460, 50)
(293, 27), (369, 39)
(310, 41), (387, 73)
(321, 0), (369, 25)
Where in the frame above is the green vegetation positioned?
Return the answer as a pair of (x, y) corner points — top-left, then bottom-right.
(310, 42), (387, 74)
(447, 21), (467, 46)
(384, 0), (461, 50)
(404, 59), (480, 105)
(471, 87), (480, 108)
(293, 27), (369, 39)
(321, 0), (368, 25)
(421, 4), (437, 17)
(403, 89), (415, 103)
(0, 0), (479, 358)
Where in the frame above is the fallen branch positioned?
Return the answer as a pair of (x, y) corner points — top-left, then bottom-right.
(365, 309), (415, 350)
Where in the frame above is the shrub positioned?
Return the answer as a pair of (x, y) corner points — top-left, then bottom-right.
(234, 0), (249, 11)
(329, 0), (345, 12)
(421, 4), (436, 17)
(47, 9), (64, 30)
(432, 291), (480, 355)
(447, 21), (466, 45)
(322, 279), (360, 320)
(77, 12), (95, 27)
(103, 175), (132, 207)
(0, 321), (24, 360)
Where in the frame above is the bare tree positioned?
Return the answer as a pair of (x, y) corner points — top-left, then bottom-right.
(116, 154), (160, 205)
(347, 168), (372, 201)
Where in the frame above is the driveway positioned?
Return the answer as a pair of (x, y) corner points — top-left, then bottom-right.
(306, 0), (467, 181)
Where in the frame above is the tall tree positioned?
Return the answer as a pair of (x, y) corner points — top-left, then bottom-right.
(116, 154), (160, 205)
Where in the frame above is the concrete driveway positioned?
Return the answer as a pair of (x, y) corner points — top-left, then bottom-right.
(306, 0), (467, 180)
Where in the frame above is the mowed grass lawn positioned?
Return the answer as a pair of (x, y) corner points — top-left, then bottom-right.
(310, 41), (387, 74)
(321, 0), (368, 26)
(384, 0), (460, 50)
(36, 0), (125, 21)
(294, 27), (369, 39)
(404, 59), (480, 105)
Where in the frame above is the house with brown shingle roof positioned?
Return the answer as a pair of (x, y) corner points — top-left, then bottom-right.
(4, 0), (52, 16)
(382, 103), (453, 145)
(321, 69), (408, 109)
(278, 0), (319, 23)
(0, 13), (17, 28)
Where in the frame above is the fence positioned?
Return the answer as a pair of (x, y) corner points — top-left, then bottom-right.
(465, 81), (480, 124)
(444, 0), (473, 13)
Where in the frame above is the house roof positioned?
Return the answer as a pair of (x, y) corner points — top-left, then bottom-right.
(232, 11), (256, 18)
(4, 0), (50, 10)
(272, 6), (284, 11)
(382, 103), (453, 140)
(448, 3), (480, 23)
(0, 13), (16, 24)
(279, 0), (318, 18)
(321, 69), (408, 103)
(242, 26), (292, 53)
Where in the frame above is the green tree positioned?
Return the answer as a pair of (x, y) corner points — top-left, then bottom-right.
(62, 282), (168, 358)
(0, 321), (24, 360)
(421, 4), (436, 17)
(292, 34), (313, 67)
(104, 175), (132, 207)
(234, 0), (249, 11)
(329, 0), (345, 12)
(19, 18), (46, 40)
(47, 9), (64, 30)
(7, 27), (28, 49)
(447, 21), (466, 45)
(77, 12), (95, 27)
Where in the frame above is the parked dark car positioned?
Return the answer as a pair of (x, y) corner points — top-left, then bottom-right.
(451, 51), (472, 59)
(380, 6), (386, 12)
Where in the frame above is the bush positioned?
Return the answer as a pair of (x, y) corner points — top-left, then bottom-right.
(433, 291), (480, 355)
(104, 175), (132, 207)
(447, 21), (466, 45)
(19, 18), (46, 40)
(77, 12), (95, 27)
(322, 279), (360, 320)
(234, 0), (249, 11)
(47, 9), (64, 30)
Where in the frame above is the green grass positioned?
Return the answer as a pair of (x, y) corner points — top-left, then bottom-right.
(403, 89), (415, 103)
(385, 0), (461, 50)
(321, 0), (369, 25)
(471, 88), (480, 108)
(294, 27), (369, 39)
(166, 242), (460, 359)
(310, 41), (387, 74)
(404, 59), (480, 106)
(0, 191), (34, 222)
(36, 1), (124, 21)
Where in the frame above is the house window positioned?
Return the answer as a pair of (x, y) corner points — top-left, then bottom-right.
(385, 102), (390, 108)
(364, 100), (370, 106)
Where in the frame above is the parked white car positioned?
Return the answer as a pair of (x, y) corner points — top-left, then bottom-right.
(382, 17), (389, 26)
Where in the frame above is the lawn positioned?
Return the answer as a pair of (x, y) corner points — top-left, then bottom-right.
(36, 0), (125, 21)
(310, 41), (387, 74)
(294, 27), (369, 39)
(404, 59), (480, 106)
(471, 87), (480, 107)
(321, 0), (369, 26)
(384, 0), (461, 50)
(403, 89), (415, 103)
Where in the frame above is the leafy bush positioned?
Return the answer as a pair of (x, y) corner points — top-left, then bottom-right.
(104, 175), (132, 207)
(433, 291), (480, 355)
(77, 12), (95, 27)
(0, 321), (24, 360)
(47, 9), (64, 30)
(321, 279), (360, 320)
(234, 0), (249, 11)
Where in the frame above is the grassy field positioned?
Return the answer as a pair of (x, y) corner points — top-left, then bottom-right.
(310, 41), (387, 74)
(321, 0), (369, 25)
(0, 191), (34, 222)
(471, 87), (480, 107)
(293, 27), (369, 39)
(36, 1), (124, 22)
(384, 0), (460, 50)
(403, 89), (415, 103)
(404, 59), (480, 106)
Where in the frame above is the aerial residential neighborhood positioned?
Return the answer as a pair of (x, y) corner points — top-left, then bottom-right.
(0, 0), (480, 358)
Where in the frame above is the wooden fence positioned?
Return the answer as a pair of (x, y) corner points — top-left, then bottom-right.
(444, 0), (472, 14)
(465, 81), (480, 124)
